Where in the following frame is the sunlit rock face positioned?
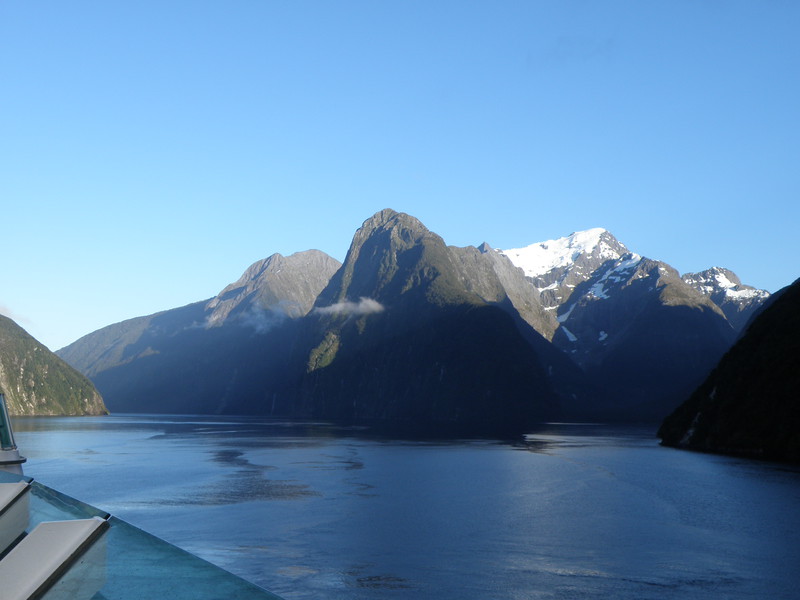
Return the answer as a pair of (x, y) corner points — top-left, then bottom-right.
(206, 250), (342, 325)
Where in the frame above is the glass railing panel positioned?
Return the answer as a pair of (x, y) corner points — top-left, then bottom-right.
(0, 472), (282, 599)
(28, 482), (109, 527)
(0, 470), (30, 484)
(96, 516), (282, 600)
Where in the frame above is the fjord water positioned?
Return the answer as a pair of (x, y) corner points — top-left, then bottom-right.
(12, 416), (800, 600)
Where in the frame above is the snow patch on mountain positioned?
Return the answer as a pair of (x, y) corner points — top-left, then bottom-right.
(499, 228), (623, 278)
(589, 282), (610, 300)
(726, 287), (767, 300)
(561, 326), (578, 342)
(557, 303), (576, 323)
(586, 253), (643, 300)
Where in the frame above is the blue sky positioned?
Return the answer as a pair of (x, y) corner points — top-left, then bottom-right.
(2, 1), (798, 351)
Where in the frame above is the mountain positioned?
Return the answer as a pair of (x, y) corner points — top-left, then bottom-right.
(58, 250), (341, 413)
(472, 242), (558, 339)
(205, 250), (341, 325)
(556, 256), (736, 419)
(658, 277), (800, 462)
(59, 210), (572, 433)
(448, 242), (596, 417)
(499, 229), (754, 420)
(57, 214), (770, 428)
(0, 314), (106, 415)
(283, 209), (563, 433)
(682, 267), (770, 331)
(500, 228), (630, 325)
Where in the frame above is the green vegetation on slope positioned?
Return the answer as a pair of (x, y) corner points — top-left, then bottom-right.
(0, 315), (107, 415)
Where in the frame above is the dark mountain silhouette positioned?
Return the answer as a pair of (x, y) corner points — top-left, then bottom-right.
(659, 277), (800, 462)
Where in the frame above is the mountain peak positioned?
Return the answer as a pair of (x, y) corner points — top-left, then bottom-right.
(205, 249), (342, 324)
(682, 267), (769, 302)
(363, 207), (400, 225)
(682, 267), (770, 330)
(499, 228), (627, 279)
(358, 208), (425, 233)
(317, 209), (448, 307)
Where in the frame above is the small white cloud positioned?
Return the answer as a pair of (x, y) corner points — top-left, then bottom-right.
(200, 305), (288, 334)
(239, 306), (286, 334)
(314, 297), (385, 316)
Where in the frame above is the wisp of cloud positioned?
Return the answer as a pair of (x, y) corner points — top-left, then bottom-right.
(313, 297), (385, 316)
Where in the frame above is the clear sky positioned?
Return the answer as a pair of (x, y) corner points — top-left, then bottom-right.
(2, 1), (798, 351)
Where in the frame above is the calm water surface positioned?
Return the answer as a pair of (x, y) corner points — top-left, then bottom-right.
(12, 415), (800, 600)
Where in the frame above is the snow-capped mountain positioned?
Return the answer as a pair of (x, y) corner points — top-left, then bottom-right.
(499, 229), (769, 337)
(500, 228), (626, 279)
(498, 228), (767, 419)
(682, 267), (770, 331)
(499, 228), (633, 312)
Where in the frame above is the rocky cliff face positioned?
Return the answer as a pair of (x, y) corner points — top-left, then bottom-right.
(471, 242), (558, 339)
(659, 277), (800, 462)
(551, 257), (733, 363)
(205, 250), (342, 325)
(0, 315), (106, 415)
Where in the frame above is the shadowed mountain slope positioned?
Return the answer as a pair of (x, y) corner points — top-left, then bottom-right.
(58, 250), (341, 414)
(659, 277), (800, 462)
